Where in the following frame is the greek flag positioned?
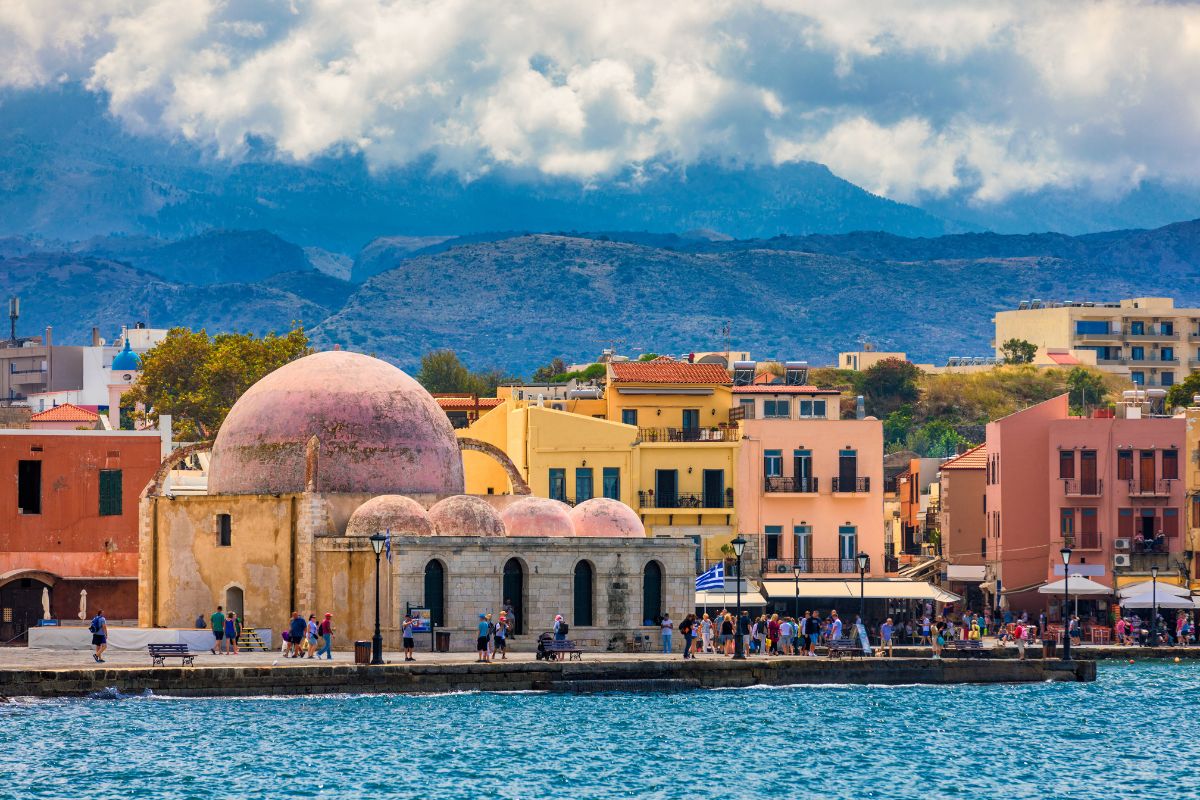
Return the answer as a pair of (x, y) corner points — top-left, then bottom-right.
(695, 562), (725, 591)
(385, 529), (392, 563)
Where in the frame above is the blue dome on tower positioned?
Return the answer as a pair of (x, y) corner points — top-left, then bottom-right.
(111, 339), (142, 371)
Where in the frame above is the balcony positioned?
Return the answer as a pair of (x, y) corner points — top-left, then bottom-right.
(760, 558), (858, 575)
(831, 476), (871, 493)
(1115, 551), (1186, 575)
(764, 476), (818, 494)
(1124, 329), (1178, 340)
(1062, 531), (1102, 551)
(1127, 479), (1175, 497)
(1062, 478), (1102, 497)
(637, 491), (734, 509)
(636, 426), (739, 443)
(1075, 328), (1122, 341)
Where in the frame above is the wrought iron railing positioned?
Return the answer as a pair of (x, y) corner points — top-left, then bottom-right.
(760, 558), (859, 575)
(636, 426), (739, 443)
(831, 476), (871, 493)
(1062, 531), (1102, 550)
(637, 491), (734, 509)
(764, 476), (818, 493)
(1063, 478), (1102, 497)
(1127, 479), (1174, 497)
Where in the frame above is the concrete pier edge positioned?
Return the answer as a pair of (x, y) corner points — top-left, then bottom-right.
(0, 657), (1095, 699)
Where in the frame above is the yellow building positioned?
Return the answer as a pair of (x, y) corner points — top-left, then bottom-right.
(461, 358), (740, 559)
(1185, 405), (1200, 590)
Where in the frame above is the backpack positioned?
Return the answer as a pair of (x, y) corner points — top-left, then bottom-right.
(89, 616), (101, 634)
(558, 622), (569, 636)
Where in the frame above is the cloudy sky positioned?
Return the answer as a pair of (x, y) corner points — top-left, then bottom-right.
(3, 0), (1198, 206)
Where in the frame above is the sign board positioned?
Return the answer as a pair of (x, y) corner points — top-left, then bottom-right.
(1053, 564), (1105, 577)
(855, 622), (873, 656)
(409, 608), (431, 633)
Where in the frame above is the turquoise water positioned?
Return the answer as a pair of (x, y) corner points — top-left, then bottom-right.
(3, 662), (1199, 799)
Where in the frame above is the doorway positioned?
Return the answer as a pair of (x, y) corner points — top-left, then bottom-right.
(424, 560), (446, 628)
(702, 469), (725, 508)
(224, 586), (244, 625)
(642, 561), (663, 625)
(0, 577), (50, 642)
(503, 558), (525, 634)
(655, 469), (678, 508)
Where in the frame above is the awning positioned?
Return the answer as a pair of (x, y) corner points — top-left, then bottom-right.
(760, 579), (960, 603)
(1117, 581), (1190, 599)
(1119, 592), (1198, 610)
(899, 557), (943, 580)
(696, 588), (767, 607)
(946, 565), (986, 582)
(1037, 576), (1112, 596)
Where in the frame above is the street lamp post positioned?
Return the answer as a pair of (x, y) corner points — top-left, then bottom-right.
(856, 551), (869, 624)
(1151, 565), (1159, 647)
(732, 535), (747, 660)
(793, 563), (802, 620)
(1060, 547), (1072, 661)
(369, 533), (386, 664)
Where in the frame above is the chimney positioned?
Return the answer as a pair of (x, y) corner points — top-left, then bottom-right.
(856, 395), (866, 420)
(91, 327), (100, 347)
(44, 326), (52, 347)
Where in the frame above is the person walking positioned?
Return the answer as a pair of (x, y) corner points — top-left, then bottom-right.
(737, 609), (751, 656)
(879, 617), (894, 658)
(306, 614), (320, 658)
(680, 614), (696, 659)
(485, 613), (496, 660)
(476, 614), (491, 663)
(660, 612), (673, 654)
(829, 610), (843, 642)
(495, 612), (508, 660)
(402, 614), (416, 662)
(89, 609), (108, 663)
(700, 613), (714, 654)
(288, 612), (307, 658)
(210, 605), (226, 655)
(720, 612), (734, 655)
(767, 614), (781, 656)
(225, 611), (240, 656)
(317, 612), (334, 660)
(1014, 619), (1028, 660)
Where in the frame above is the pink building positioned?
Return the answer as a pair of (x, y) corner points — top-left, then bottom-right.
(987, 393), (1187, 618)
(735, 383), (886, 578)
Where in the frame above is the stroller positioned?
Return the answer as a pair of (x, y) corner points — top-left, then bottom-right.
(535, 631), (555, 660)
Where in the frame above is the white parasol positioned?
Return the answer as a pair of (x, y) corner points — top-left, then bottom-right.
(78, 589), (88, 620)
(41, 587), (50, 620)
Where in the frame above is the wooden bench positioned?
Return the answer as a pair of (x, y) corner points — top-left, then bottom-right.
(826, 637), (864, 659)
(945, 639), (985, 658)
(544, 639), (584, 661)
(148, 643), (196, 667)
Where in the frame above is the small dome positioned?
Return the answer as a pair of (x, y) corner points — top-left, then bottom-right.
(209, 350), (464, 495)
(111, 339), (142, 372)
(346, 495), (434, 537)
(569, 498), (645, 537)
(500, 496), (575, 537)
(429, 495), (506, 537)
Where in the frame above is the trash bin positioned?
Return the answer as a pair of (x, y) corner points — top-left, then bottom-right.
(1042, 639), (1057, 658)
(354, 640), (371, 665)
(434, 631), (451, 653)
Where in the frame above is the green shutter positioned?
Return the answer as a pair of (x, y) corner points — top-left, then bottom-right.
(99, 469), (122, 516)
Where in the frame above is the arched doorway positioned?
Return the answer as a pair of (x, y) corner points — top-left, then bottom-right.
(0, 576), (51, 642)
(573, 561), (594, 627)
(424, 560), (446, 628)
(642, 561), (663, 626)
(224, 586), (244, 625)
(503, 558), (525, 635)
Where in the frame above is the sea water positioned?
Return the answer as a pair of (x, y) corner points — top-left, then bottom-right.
(2, 661), (1198, 799)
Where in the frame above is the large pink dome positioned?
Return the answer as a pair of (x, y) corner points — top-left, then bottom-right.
(429, 495), (506, 537)
(346, 495), (434, 537)
(569, 498), (645, 537)
(208, 351), (464, 495)
(500, 496), (575, 537)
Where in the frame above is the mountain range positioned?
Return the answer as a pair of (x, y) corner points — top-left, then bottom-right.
(4, 221), (1200, 374)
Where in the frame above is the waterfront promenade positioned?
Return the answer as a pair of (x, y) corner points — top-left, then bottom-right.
(0, 647), (1094, 698)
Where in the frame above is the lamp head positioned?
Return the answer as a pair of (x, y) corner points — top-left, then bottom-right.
(1059, 546), (1072, 566)
(856, 551), (869, 572)
(793, 565), (802, 579)
(1151, 565), (1159, 578)
(731, 535), (747, 558)
(369, 532), (386, 555)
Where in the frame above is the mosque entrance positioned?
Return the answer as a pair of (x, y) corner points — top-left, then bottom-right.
(503, 559), (525, 635)
(0, 577), (50, 643)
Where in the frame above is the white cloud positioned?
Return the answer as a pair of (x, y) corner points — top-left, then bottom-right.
(2, 0), (1200, 203)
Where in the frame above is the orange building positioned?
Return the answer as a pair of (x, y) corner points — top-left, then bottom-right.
(0, 429), (162, 640)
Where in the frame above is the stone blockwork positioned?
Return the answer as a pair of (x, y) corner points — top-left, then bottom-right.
(0, 658), (1095, 699)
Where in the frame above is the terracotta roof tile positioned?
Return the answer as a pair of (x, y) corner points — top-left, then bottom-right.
(434, 396), (504, 410)
(609, 360), (732, 385)
(940, 443), (987, 470)
(29, 403), (100, 422)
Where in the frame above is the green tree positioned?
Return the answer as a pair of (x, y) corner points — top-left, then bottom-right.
(127, 326), (310, 439)
(637, 352), (659, 361)
(1166, 371), (1200, 410)
(860, 357), (921, 417)
(909, 420), (971, 458)
(531, 357), (568, 382)
(416, 350), (487, 394)
(1000, 338), (1037, 364)
(883, 404), (914, 448)
(1066, 367), (1108, 413)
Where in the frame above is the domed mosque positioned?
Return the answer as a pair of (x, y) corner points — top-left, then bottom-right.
(138, 350), (691, 650)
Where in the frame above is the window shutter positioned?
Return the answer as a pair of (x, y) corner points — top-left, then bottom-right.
(1163, 508), (1179, 537)
(1117, 508), (1133, 538)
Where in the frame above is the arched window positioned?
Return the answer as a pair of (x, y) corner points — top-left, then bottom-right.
(503, 558), (524, 634)
(573, 561), (594, 627)
(642, 561), (663, 626)
(424, 560), (446, 628)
